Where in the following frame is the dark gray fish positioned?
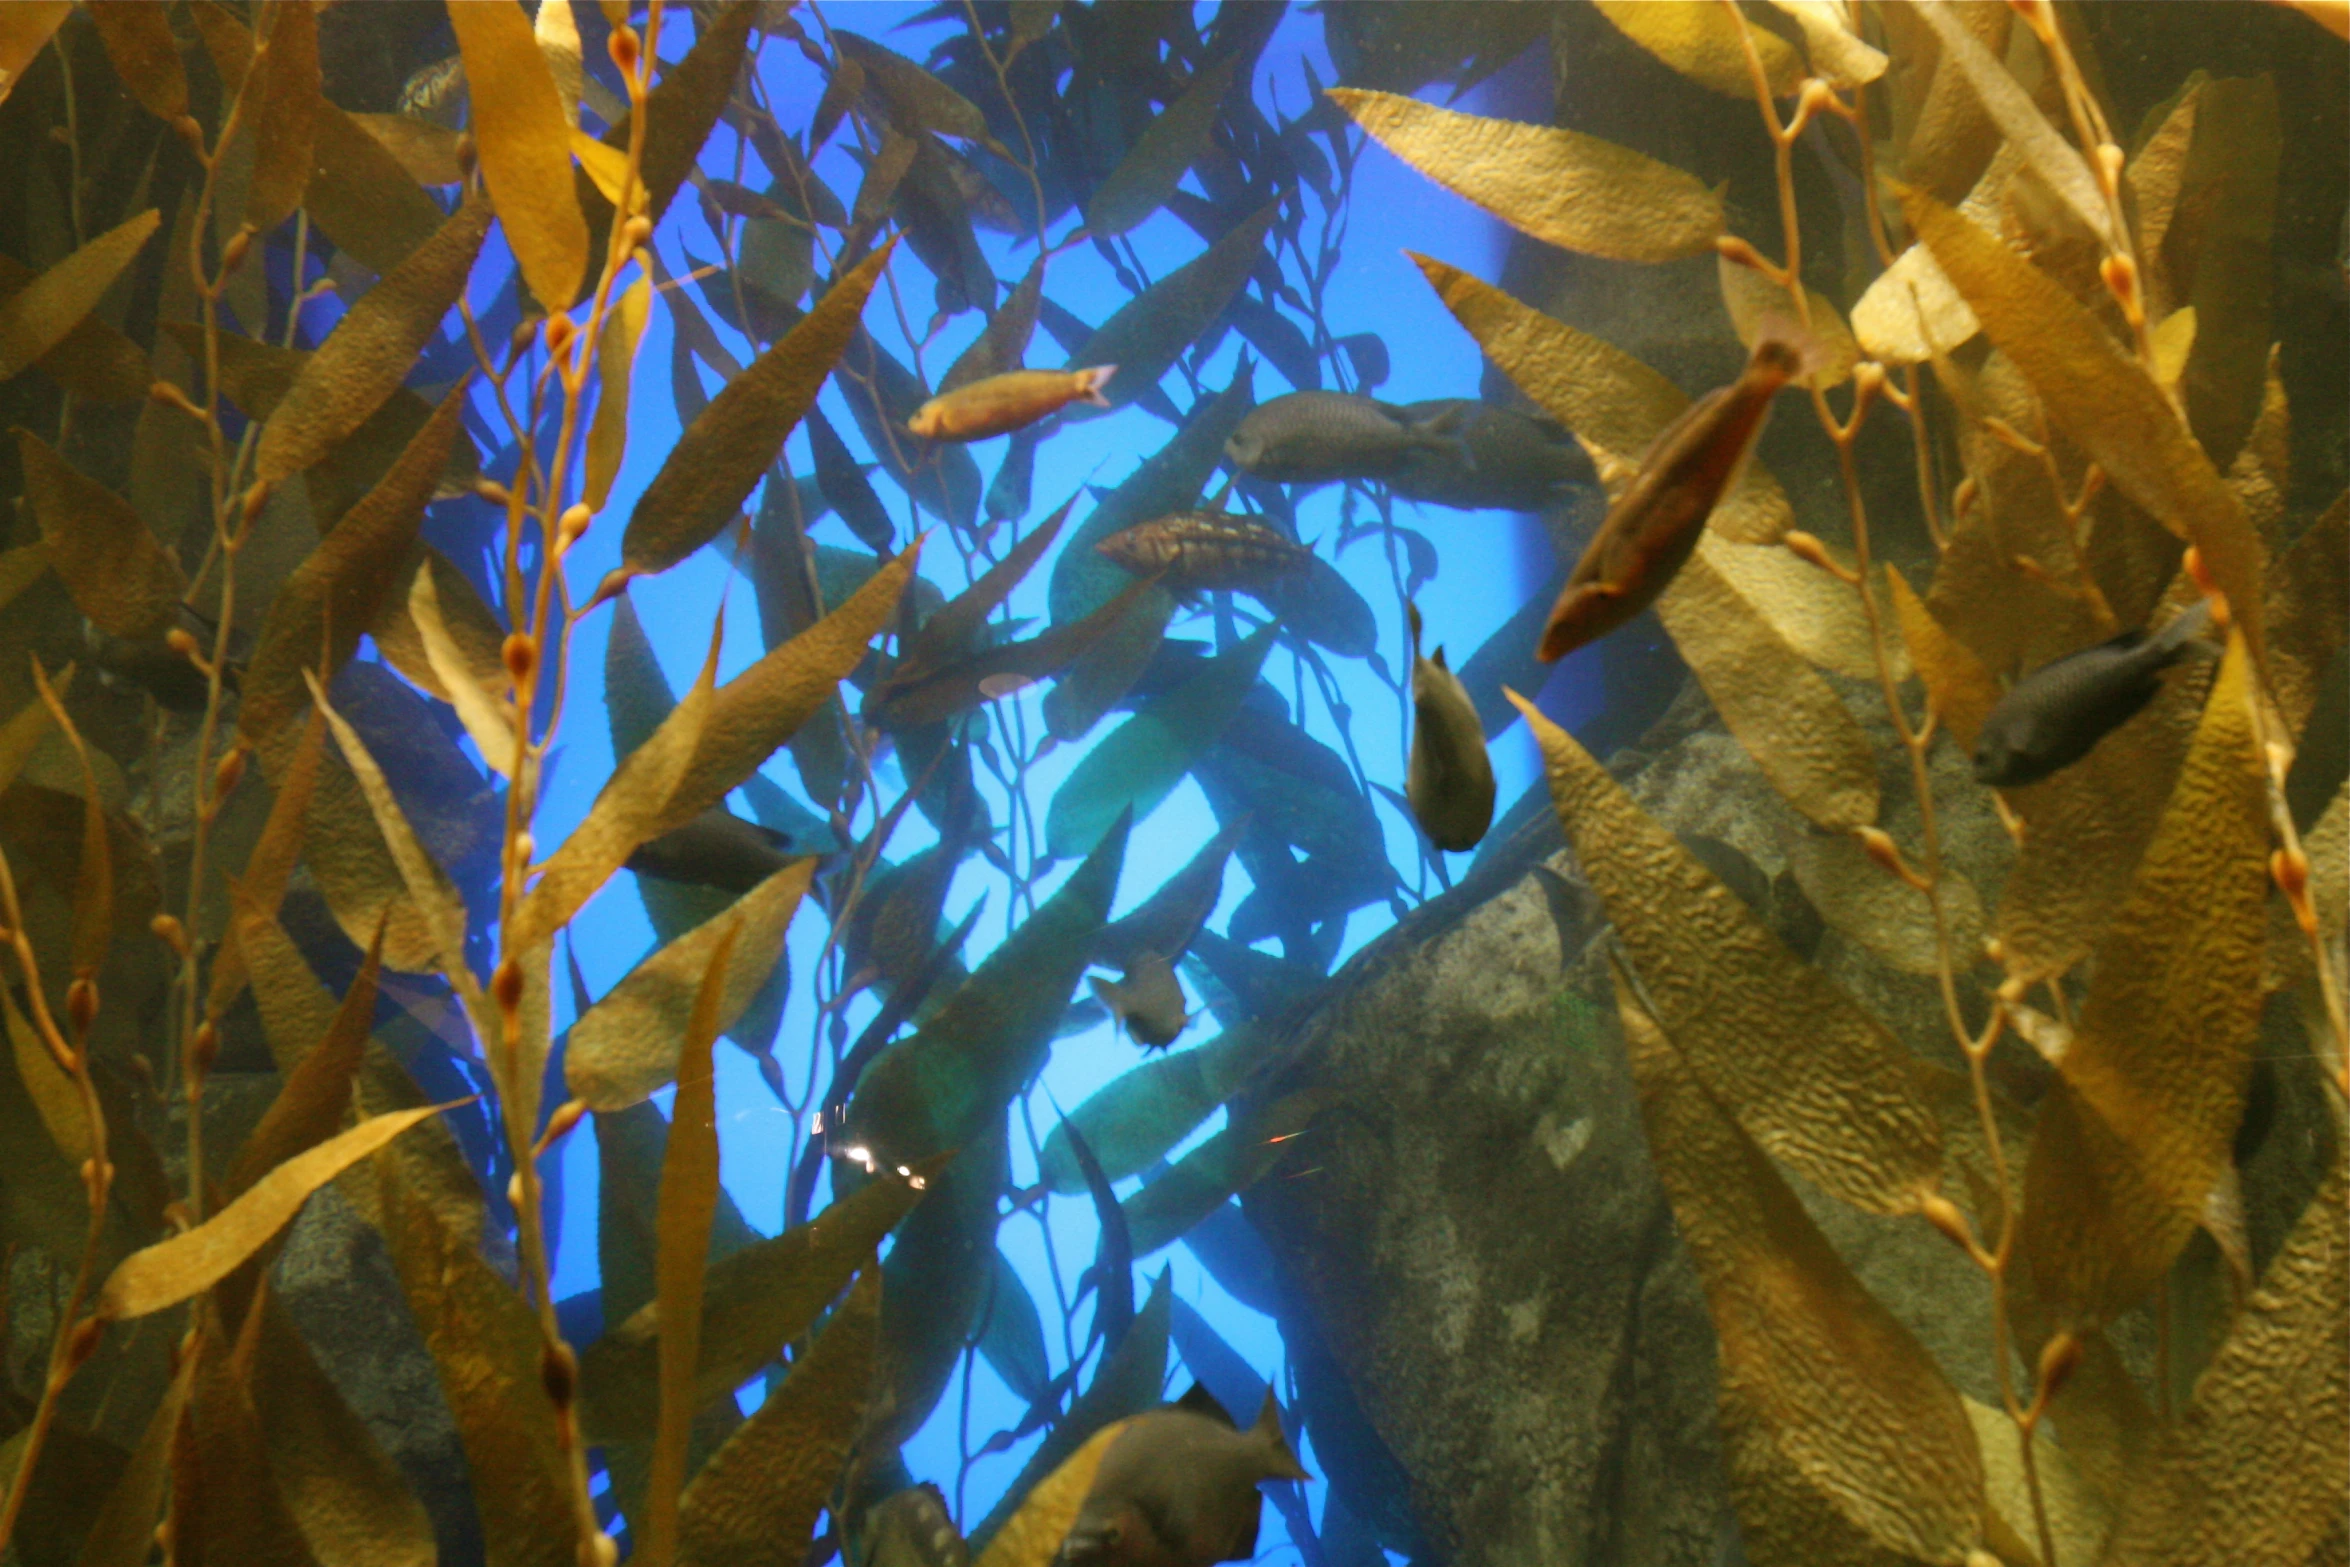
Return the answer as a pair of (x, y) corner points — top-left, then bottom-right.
(1973, 600), (2213, 787)
(1387, 400), (1595, 512)
(1089, 952), (1190, 1051)
(1406, 604), (1495, 853)
(866, 1484), (969, 1567)
(1056, 1389), (1311, 1567)
(624, 807), (797, 893)
(1224, 392), (1470, 487)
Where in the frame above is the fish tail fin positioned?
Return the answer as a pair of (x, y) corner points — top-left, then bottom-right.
(1252, 1391), (1313, 1482)
(1087, 973), (1124, 1018)
(1078, 365), (1117, 406)
(1749, 313), (1834, 385)
(2152, 597), (2216, 661)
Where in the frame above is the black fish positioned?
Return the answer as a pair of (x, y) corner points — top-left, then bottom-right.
(1973, 600), (2214, 787)
(624, 807), (797, 893)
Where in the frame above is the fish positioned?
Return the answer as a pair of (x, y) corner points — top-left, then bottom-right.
(1537, 322), (1825, 663)
(1223, 391), (1473, 487)
(623, 807), (798, 893)
(1972, 599), (2214, 787)
(866, 1484), (970, 1567)
(1056, 1387), (1312, 1567)
(1088, 952), (1191, 1050)
(1386, 400), (1595, 512)
(1095, 512), (1312, 597)
(1405, 604), (1495, 852)
(907, 367), (1117, 442)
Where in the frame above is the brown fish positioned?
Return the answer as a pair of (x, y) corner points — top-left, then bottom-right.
(908, 366), (1116, 441)
(1088, 952), (1190, 1050)
(1056, 1388), (1311, 1567)
(1406, 604), (1495, 853)
(1538, 323), (1823, 663)
(1095, 513), (1312, 597)
(866, 1484), (969, 1567)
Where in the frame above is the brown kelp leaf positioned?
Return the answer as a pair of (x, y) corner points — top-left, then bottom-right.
(586, 274), (652, 511)
(0, 255), (145, 398)
(179, 1304), (319, 1567)
(942, 255), (1043, 397)
(1760, 0), (1885, 88)
(833, 31), (990, 142)
(408, 560), (519, 774)
(1088, 58), (1237, 239)
(237, 387), (468, 764)
(1510, 692), (1942, 1214)
(1716, 254), (1857, 388)
(1786, 826), (1985, 977)
(374, 545), (508, 709)
(1912, 1), (2113, 247)
(643, 921), (737, 1567)
(2128, 76), (2204, 319)
(1591, 0), (1802, 98)
(1333, 89), (1720, 262)
(13, 428), (186, 643)
(866, 577), (1156, 732)
(970, 1421), (1140, 1567)
(900, 495), (1072, 677)
(87, 0), (189, 125)
(1655, 536), (1880, 832)
(1413, 254), (1790, 543)
(1069, 208), (1275, 417)
(448, 0), (587, 312)
(206, 700), (320, 1018)
(2017, 640), (2270, 1326)
(611, 243), (892, 590)
(255, 195), (491, 485)
(0, 687), (56, 798)
(2172, 75), (2280, 472)
(349, 112), (465, 186)
(0, 543), (44, 614)
(226, 924), (383, 1197)
(1888, 566), (1999, 753)
(95, 1103), (450, 1319)
(0, 6), (69, 113)
(567, 862), (812, 1110)
(75, 1352), (195, 1567)
(595, 0), (756, 225)
(0, 208), (159, 381)
(2100, 1147), (2347, 1566)
(1903, 185), (2269, 673)
(1612, 967), (1984, 1563)
(33, 663), (115, 979)
(242, 0), (321, 236)
(2264, 492), (2346, 742)
(580, 1162), (934, 1443)
(675, 1267), (880, 1567)
(236, 903), (341, 1075)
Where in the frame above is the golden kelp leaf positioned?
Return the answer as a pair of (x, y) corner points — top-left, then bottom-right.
(2101, 1147), (2347, 1566)
(613, 243), (892, 588)
(1510, 691), (1942, 1213)
(87, 0), (189, 126)
(1591, 0), (1803, 99)
(255, 195), (491, 485)
(1088, 58), (1237, 239)
(178, 1305), (320, 1567)
(572, 129), (642, 214)
(349, 112), (465, 186)
(970, 1421), (1139, 1567)
(567, 862), (811, 1110)
(0, 687), (55, 798)
(242, 0), (321, 236)
(2173, 76), (2280, 472)
(2151, 304), (2198, 394)
(643, 921), (737, 1567)
(2127, 76), (2204, 321)
(1887, 566), (1999, 753)
(1704, 535), (1902, 681)
(675, 1268), (880, 1567)
(1850, 241), (1980, 365)
(2264, 492), (2345, 741)
(0, 4), (70, 110)
(35, 662), (115, 979)
(408, 560), (518, 775)
(2224, 353), (2289, 553)
(226, 923), (382, 1197)
(0, 542), (48, 614)
(3, 982), (87, 1167)
(1611, 969), (1985, 1564)
(235, 899), (342, 1074)
(0, 254), (148, 403)
(0, 209), (156, 381)
(1655, 536), (1881, 832)
(1759, 0), (1885, 88)
(1717, 254), (1857, 388)
(448, 0), (588, 312)
(1912, 1), (2113, 247)
(13, 428), (185, 642)
(238, 387), (468, 764)
(586, 274), (651, 511)
(2018, 640), (2270, 1326)
(1330, 89), (1721, 263)
(75, 1352), (195, 1567)
(534, 0), (584, 130)
(95, 1102), (451, 1319)
(1962, 1397), (2115, 1566)
(374, 544), (509, 709)
(591, 0), (756, 226)
(1787, 825), (1985, 977)
(1412, 253), (1790, 542)
(1903, 184), (2270, 672)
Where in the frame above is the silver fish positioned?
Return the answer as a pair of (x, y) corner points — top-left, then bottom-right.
(1973, 600), (2213, 787)
(1056, 1389), (1311, 1567)
(1387, 400), (1594, 512)
(1406, 603), (1495, 853)
(1224, 392), (1471, 487)
(1088, 952), (1190, 1050)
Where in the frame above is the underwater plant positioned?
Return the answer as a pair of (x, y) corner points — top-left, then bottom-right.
(0, 3), (2339, 1567)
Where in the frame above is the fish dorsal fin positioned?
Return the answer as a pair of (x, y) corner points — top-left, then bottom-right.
(1173, 1381), (1235, 1426)
(1407, 600), (1424, 660)
(1431, 646), (1449, 672)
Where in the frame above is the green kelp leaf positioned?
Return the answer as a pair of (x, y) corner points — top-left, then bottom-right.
(971, 1275), (1172, 1554)
(596, 0), (755, 227)
(2101, 1146), (2347, 1567)
(609, 243), (893, 592)
(1653, 535), (1880, 832)
(942, 254), (1045, 396)
(94, 1103), (451, 1319)
(833, 31), (991, 143)
(238, 387), (467, 766)
(1039, 1026), (1263, 1193)
(87, 0), (190, 126)
(594, 1098), (762, 1332)
(255, 195), (490, 485)
(75, 1352), (194, 1567)
(894, 491), (1075, 680)
(676, 1268), (881, 1567)
(242, 0), (321, 236)
(847, 817), (1129, 1165)
(567, 862), (813, 1110)
(1902, 184), (2270, 673)
(1095, 816), (1246, 970)
(976, 1249), (1051, 1405)
(1413, 254), (1791, 544)
(875, 1131), (1006, 1451)
(37, 668), (116, 980)
(225, 921), (384, 1197)
(586, 275), (652, 511)
(449, 0), (587, 313)
(1088, 58), (1238, 239)
(1912, 1), (2113, 247)
(1329, 89), (1720, 263)
(1122, 1091), (1324, 1255)
(580, 1161), (934, 1443)
(970, 1421), (1140, 1567)
(869, 579), (1160, 732)
(1068, 208), (1274, 418)
(2173, 75), (2280, 472)
(2018, 640), (2271, 1327)
(13, 429), (186, 643)
(1508, 691), (1942, 1215)
(0, 208), (159, 382)
(644, 921), (737, 1567)
(1593, 0), (1802, 97)
(1046, 625), (1277, 859)
(1610, 966), (1985, 1566)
